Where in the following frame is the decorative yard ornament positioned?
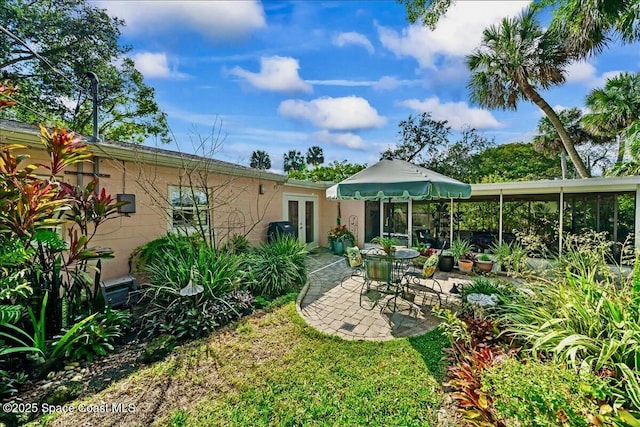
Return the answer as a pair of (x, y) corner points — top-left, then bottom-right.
(180, 266), (204, 296)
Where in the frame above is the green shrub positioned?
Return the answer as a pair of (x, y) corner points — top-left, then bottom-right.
(461, 277), (502, 299)
(143, 239), (241, 300)
(244, 235), (307, 298)
(222, 234), (252, 254)
(481, 357), (604, 426)
(64, 308), (131, 362)
(129, 233), (200, 273)
(500, 249), (640, 414)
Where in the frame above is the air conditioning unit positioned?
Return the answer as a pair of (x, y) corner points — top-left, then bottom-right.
(100, 275), (138, 308)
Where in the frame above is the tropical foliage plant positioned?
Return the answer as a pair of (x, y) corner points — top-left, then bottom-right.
(497, 236), (640, 419)
(0, 86), (124, 376)
(481, 356), (609, 426)
(138, 237), (246, 339)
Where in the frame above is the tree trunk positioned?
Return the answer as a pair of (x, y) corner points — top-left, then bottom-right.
(617, 134), (625, 163)
(520, 81), (591, 178)
(560, 150), (567, 179)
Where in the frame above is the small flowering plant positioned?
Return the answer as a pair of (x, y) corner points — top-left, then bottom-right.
(328, 225), (355, 242)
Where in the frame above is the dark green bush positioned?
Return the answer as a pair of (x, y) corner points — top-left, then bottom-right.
(141, 290), (254, 340)
(244, 235), (307, 298)
(129, 233), (200, 273)
(65, 308), (131, 362)
(222, 234), (252, 254)
(481, 357), (605, 426)
(137, 235), (251, 340)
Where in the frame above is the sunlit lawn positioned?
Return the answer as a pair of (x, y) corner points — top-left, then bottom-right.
(38, 296), (448, 427)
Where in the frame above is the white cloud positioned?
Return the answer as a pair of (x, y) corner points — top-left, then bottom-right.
(565, 61), (623, 88)
(333, 31), (374, 54)
(131, 52), (186, 79)
(229, 56), (312, 93)
(399, 96), (501, 130)
(306, 75), (419, 90)
(377, 1), (530, 69)
(97, 1), (266, 40)
(278, 96), (386, 131)
(311, 130), (367, 149)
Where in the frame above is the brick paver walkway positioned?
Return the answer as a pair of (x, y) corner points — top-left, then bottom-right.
(297, 248), (472, 341)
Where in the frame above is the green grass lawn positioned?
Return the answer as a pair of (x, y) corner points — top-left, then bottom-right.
(38, 299), (448, 426)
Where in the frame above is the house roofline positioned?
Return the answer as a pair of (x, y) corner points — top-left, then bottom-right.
(0, 119), (288, 183)
(471, 176), (640, 197)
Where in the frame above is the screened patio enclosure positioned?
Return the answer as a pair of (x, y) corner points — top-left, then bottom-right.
(360, 175), (640, 252)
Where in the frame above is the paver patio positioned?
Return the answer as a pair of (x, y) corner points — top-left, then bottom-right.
(297, 248), (472, 341)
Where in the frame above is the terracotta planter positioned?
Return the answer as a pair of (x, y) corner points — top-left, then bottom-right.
(476, 260), (494, 273)
(458, 259), (474, 273)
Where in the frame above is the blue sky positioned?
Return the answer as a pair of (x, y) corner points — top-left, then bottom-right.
(95, 1), (640, 173)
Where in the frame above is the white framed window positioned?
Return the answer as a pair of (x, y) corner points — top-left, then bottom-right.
(168, 186), (210, 230)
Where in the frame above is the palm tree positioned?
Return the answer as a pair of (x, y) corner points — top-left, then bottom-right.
(306, 146), (324, 168)
(467, 9), (591, 178)
(249, 150), (271, 170)
(534, 108), (603, 178)
(543, 0), (640, 58)
(608, 122), (640, 176)
(582, 72), (640, 163)
(283, 150), (304, 172)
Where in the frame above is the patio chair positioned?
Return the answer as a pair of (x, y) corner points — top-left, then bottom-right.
(339, 246), (364, 291)
(359, 256), (393, 310)
(403, 254), (442, 310)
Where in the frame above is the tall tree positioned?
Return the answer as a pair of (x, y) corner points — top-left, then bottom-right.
(608, 122), (640, 176)
(249, 150), (271, 170)
(305, 146), (324, 168)
(422, 127), (495, 182)
(0, 0), (170, 143)
(382, 112), (451, 165)
(472, 142), (561, 183)
(288, 160), (367, 182)
(400, 0), (639, 58)
(533, 107), (604, 178)
(382, 113), (494, 182)
(467, 9), (591, 178)
(539, 0), (640, 58)
(582, 72), (640, 163)
(283, 150), (304, 173)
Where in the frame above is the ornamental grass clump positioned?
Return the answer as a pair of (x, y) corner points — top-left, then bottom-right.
(244, 235), (307, 298)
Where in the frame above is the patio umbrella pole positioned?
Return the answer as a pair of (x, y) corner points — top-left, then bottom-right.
(387, 198), (392, 238)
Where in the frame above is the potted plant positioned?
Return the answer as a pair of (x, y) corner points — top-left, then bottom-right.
(413, 241), (431, 256)
(328, 225), (356, 255)
(371, 236), (401, 255)
(339, 229), (355, 252)
(458, 251), (476, 273)
(450, 238), (473, 272)
(438, 250), (455, 272)
(475, 253), (494, 273)
(490, 241), (512, 272)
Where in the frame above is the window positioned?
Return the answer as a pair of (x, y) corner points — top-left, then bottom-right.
(169, 186), (209, 229)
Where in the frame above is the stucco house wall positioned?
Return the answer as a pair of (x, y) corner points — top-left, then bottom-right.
(1, 120), (335, 281)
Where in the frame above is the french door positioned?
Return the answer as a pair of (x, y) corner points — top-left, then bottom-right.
(283, 193), (318, 248)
